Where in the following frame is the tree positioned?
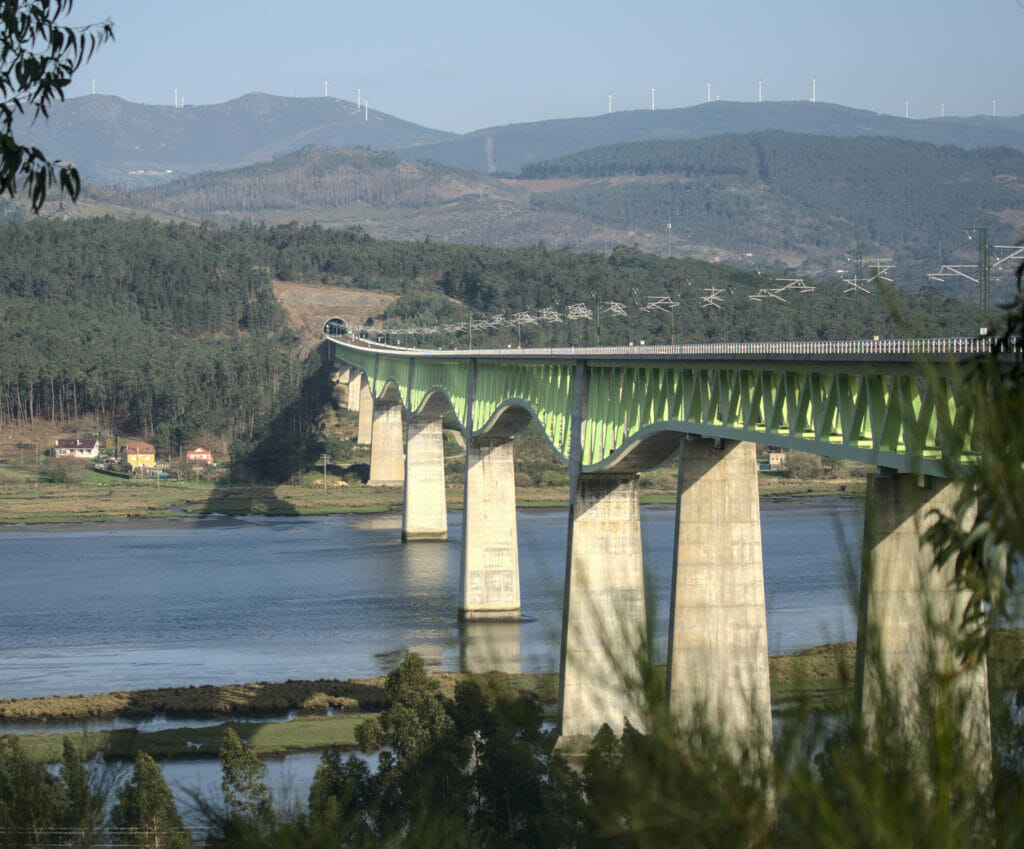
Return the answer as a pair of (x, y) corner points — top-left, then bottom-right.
(111, 751), (191, 849)
(0, 734), (67, 849)
(924, 254), (1024, 663)
(0, 1), (113, 211)
(218, 728), (273, 831)
(58, 736), (104, 843)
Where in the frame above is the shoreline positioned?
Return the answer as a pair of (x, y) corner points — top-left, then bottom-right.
(0, 475), (865, 528)
(6, 629), (1023, 763)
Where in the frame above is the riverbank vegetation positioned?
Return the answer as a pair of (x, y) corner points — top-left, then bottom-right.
(5, 627), (1024, 762)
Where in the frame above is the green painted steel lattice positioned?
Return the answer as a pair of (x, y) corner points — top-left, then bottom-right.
(331, 342), (970, 476)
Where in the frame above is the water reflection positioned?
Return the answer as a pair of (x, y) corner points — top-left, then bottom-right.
(459, 620), (524, 674)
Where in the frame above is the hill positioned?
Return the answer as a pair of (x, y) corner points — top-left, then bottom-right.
(13, 94), (1024, 187)
(399, 100), (1024, 174)
(65, 133), (1024, 290)
(12, 92), (454, 185)
(515, 131), (1024, 275)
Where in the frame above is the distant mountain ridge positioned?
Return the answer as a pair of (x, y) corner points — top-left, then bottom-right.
(15, 93), (1024, 185)
(14, 92), (454, 184)
(397, 100), (1024, 173)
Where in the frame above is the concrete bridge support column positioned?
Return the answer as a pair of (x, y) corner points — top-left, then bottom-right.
(459, 436), (520, 620)
(367, 400), (404, 486)
(667, 438), (772, 756)
(333, 366), (351, 395)
(402, 415), (448, 541)
(347, 371), (363, 412)
(855, 473), (991, 768)
(557, 473), (648, 751)
(356, 377), (373, 445)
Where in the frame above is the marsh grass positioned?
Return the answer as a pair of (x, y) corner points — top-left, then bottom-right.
(10, 715), (367, 763)
(0, 680), (387, 723)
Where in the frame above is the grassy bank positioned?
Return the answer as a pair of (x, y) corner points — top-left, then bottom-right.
(0, 465), (862, 525)
(10, 714), (367, 763)
(6, 632), (1024, 763)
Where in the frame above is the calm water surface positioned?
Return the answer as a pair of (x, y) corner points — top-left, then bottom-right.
(0, 498), (863, 701)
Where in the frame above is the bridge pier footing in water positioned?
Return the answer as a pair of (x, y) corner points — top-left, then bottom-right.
(459, 436), (521, 621)
(855, 472), (992, 771)
(402, 414), (448, 541)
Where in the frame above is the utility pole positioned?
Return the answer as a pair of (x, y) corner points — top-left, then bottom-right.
(321, 452), (329, 490)
(968, 227), (990, 321)
(926, 227), (997, 326)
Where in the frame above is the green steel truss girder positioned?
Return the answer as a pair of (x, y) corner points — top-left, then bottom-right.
(330, 344), (969, 476)
(472, 361), (576, 457)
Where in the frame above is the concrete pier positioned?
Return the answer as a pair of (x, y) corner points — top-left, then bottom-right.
(402, 414), (448, 541)
(367, 400), (404, 486)
(357, 377), (373, 445)
(557, 473), (648, 750)
(459, 436), (520, 621)
(855, 473), (991, 765)
(347, 371), (363, 412)
(667, 438), (772, 753)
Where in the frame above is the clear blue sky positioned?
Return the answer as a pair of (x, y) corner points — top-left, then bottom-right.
(66, 0), (1024, 134)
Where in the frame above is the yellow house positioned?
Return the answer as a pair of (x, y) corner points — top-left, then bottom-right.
(122, 441), (156, 470)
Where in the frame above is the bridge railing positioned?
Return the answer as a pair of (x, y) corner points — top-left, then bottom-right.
(326, 334), (1018, 361)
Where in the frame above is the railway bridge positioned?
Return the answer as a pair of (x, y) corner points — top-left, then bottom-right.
(326, 328), (994, 756)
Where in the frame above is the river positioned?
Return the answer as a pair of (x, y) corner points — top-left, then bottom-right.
(1, 498), (864, 822)
(0, 498), (863, 701)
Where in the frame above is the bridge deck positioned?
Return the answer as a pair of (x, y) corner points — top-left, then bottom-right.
(327, 335), (1006, 477)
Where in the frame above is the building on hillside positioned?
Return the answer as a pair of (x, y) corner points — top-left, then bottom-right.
(768, 451), (785, 472)
(186, 447), (214, 465)
(54, 438), (99, 459)
(122, 441), (156, 470)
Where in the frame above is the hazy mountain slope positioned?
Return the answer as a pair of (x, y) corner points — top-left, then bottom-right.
(400, 101), (1024, 173)
(13, 93), (1024, 188)
(63, 131), (1024, 294)
(13, 92), (454, 184)
(86, 147), (524, 219)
